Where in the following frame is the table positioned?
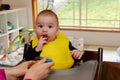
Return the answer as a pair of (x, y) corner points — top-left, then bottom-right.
(96, 61), (120, 80)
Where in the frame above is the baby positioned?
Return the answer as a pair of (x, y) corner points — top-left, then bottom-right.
(24, 9), (84, 69)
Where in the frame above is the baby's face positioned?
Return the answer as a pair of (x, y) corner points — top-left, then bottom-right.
(35, 15), (59, 42)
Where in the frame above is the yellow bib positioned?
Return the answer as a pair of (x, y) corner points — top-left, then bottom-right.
(32, 32), (74, 69)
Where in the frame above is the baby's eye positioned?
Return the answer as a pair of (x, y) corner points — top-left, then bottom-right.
(38, 25), (43, 28)
(48, 25), (53, 28)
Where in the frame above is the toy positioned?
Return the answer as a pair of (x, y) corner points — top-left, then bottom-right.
(39, 57), (52, 63)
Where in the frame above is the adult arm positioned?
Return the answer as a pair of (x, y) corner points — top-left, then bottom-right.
(24, 58), (54, 80)
(4, 61), (36, 80)
(0, 69), (6, 80)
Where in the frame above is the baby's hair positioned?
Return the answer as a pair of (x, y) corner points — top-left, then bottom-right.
(36, 9), (59, 26)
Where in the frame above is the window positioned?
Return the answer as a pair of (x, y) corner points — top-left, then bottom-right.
(33, 0), (120, 31)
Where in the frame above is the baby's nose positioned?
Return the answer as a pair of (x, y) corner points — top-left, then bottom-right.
(42, 27), (48, 31)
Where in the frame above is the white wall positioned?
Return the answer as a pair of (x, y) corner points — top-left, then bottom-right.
(2, 0), (120, 47)
(61, 30), (120, 47)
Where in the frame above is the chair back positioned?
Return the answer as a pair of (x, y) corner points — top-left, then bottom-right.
(74, 48), (103, 66)
(82, 48), (103, 63)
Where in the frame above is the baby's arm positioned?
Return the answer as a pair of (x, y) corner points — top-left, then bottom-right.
(35, 36), (47, 52)
(69, 41), (84, 59)
(24, 36), (47, 60)
(71, 50), (84, 59)
(24, 41), (41, 60)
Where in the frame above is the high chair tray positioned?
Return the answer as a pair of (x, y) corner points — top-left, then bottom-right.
(45, 60), (98, 80)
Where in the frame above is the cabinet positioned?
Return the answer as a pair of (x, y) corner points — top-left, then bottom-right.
(0, 8), (27, 66)
(0, 8), (27, 53)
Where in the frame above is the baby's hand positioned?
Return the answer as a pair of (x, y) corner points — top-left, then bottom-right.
(35, 36), (47, 51)
(71, 50), (84, 59)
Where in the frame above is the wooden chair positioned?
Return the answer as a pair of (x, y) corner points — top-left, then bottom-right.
(74, 48), (103, 66)
(78, 48), (103, 80)
(82, 48), (103, 63)
(75, 48), (103, 80)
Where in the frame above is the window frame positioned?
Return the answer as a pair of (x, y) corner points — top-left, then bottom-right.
(32, 0), (120, 33)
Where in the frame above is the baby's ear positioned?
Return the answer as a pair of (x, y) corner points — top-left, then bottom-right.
(56, 30), (59, 36)
(56, 28), (59, 35)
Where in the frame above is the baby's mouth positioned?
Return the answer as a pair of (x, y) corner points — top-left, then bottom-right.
(42, 35), (48, 41)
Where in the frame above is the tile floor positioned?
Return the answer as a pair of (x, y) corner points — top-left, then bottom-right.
(85, 45), (120, 62)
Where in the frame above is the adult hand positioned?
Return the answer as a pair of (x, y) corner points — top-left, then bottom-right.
(24, 58), (54, 80)
(5, 60), (36, 80)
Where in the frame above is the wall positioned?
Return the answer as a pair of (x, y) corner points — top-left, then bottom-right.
(61, 30), (120, 47)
